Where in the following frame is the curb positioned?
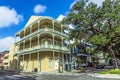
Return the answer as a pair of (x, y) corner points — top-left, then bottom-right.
(37, 72), (87, 76)
(88, 73), (120, 79)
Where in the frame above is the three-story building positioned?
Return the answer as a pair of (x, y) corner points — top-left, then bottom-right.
(14, 16), (70, 72)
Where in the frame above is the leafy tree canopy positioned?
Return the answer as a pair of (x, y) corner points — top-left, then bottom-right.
(63, 0), (120, 68)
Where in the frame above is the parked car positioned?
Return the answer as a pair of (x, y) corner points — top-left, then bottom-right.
(96, 64), (105, 69)
(104, 65), (114, 69)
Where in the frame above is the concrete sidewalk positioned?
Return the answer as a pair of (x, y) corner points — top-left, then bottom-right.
(88, 73), (120, 79)
(36, 71), (86, 76)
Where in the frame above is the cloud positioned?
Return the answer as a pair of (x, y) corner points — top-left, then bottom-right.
(34, 4), (46, 14)
(70, 0), (105, 9)
(0, 36), (15, 52)
(0, 6), (23, 28)
(69, 24), (74, 29)
(89, 0), (105, 6)
(56, 15), (65, 21)
(70, 0), (79, 9)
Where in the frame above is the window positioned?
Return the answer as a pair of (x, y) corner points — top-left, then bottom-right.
(48, 58), (53, 67)
(41, 39), (45, 46)
(47, 39), (52, 45)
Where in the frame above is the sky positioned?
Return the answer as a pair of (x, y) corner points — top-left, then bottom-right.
(0, 0), (105, 51)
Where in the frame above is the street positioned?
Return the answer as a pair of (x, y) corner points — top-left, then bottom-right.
(0, 72), (119, 80)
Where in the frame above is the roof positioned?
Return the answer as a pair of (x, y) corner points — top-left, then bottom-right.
(15, 15), (66, 35)
(24, 15), (61, 28)
(25, 16), (42, 28)
(77, 54), (89, 57)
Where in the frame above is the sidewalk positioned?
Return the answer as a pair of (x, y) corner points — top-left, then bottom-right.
(36, 71), (86, 76)
(88, 73), (120, 79)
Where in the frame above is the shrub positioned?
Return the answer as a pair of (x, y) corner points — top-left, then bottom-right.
(98, 69), (120, 74)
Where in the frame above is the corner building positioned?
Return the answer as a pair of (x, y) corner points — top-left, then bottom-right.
(15, 16), (70, 72)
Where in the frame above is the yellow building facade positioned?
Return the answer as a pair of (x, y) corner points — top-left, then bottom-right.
(2, 51), (9, 69)
(14, 16), (70, 72)
(2, 45), (18, 70)
(9, 45), (18, 70)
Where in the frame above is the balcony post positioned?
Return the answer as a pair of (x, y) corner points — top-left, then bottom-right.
(23, 54), (24, 71)
(53, 34), (54, 48)
(23, 41), (25, 51)
(24, 30), (25, 37)
(52, 34), (55, 72)
(52, 21), (54, 30)
(29, 53), (31, 71)
(37, 52), (40, 72)
(30, 38), (31, 48)
(30, 25), (32, 34)
(38, 35), (39, 47)
(62, 52), (64, 72)
(38, 22), (39, 30)
(17, 54), (19, 71)
(61, 25), (63, 33)
(62, 37), (63, 47)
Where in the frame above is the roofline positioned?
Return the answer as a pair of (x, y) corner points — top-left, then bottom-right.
(15, 16), (65, 36)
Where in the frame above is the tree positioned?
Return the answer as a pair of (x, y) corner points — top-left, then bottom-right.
(63, 0), (120, 68)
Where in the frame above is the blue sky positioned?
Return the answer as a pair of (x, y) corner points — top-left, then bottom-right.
(0, 0), (104, 51)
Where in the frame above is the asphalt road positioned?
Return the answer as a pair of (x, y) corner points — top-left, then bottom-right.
(35, 74), (119, 80)
(0, 69), (119, 80)
(0, 73), (119, 80)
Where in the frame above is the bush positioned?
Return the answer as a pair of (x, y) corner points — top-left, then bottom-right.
(98, 69), (120, 74)
(78, 68), (86, 72)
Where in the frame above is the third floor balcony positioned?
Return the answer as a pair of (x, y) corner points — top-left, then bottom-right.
(15, 17), (68, 42)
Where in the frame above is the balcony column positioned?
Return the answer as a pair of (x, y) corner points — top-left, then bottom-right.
(37, 52), (40, 72)
(17, 43), (20, 52)
(24, 30), (25, 37)
(38, 35), (40, 47)
(62, 37), (63, 47)
(65, 54), (69, 70)
(62, 52), (64, 72)
(29, 53), (31, 71)
(30, 38), (32, 48)
(52, 34), (54, 48)
(17, 54), (19, 71)
(23, 54), (24, 71)
(61, 25), (63, 33)
(52, 34), (55, 71)
(23, 41), (25, 51)
(52, 21), (54, 31)
(30, 25), (32, 34)
(38, 22), (39, 30)
(14, 43), (16, 54)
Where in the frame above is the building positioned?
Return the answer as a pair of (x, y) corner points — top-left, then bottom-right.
(2, 51), (9, 69)
(0, 45), (19, 70)
(0, 53), (3, 69)
(14, 16), (70, 72)
(8, 45), (18, 70)
(71, 41), (92, 69)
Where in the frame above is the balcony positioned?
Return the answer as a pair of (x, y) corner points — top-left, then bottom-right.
(3, 59), (9, 64)
(16, 44), (69, 54)
(16, 28), (67, 43)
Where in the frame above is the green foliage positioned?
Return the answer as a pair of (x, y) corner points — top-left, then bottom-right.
(78, 67), (86, 72)
(115, 26), (120, 33)
(63, 0), (120, 66)
(98, 69), (120, 74)
(89, 34), (110, 45)
(77, 58), (82, 63)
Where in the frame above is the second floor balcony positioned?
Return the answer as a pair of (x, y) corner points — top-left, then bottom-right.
(16, 44), (69, 54)
(15, 36), (69, 54)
